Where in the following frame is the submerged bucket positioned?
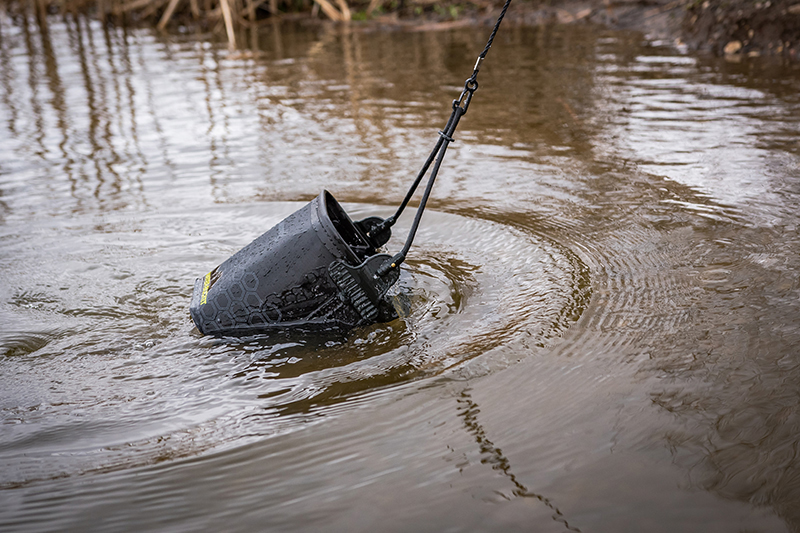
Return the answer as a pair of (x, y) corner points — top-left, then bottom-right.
(189, 191), (399, 336)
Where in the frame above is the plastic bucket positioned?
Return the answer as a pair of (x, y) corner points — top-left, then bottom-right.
(189, 191), (395, 336)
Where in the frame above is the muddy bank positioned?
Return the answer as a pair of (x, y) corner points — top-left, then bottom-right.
(498, 0), (800, 61)
(2, 0), (799, 60)
(683, 0), (800, 60)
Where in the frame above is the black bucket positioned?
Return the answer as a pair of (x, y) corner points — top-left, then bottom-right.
(189, 191), (399, 336)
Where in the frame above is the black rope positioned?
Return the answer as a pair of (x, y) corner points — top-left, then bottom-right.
(479, 0), (512, 62)
(375, 0), (513, 277)
(378, 111), (457, 231)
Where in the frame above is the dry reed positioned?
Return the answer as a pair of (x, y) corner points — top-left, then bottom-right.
(0, 0), (404, 48)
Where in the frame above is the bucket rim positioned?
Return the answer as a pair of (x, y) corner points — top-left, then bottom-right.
(313, 190), (370, 266)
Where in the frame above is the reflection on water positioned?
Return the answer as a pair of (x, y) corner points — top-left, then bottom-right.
(1, 9), (800, 533)
(456, 389), (582, 532)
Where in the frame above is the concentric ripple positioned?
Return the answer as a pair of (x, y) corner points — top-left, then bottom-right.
(0, 202), (589, 488)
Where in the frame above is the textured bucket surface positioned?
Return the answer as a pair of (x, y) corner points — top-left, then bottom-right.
(189, 191), (387, 336)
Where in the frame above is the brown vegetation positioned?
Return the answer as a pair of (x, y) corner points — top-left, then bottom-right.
(0, 0), (516, 50)
(2, 0), (799, 59)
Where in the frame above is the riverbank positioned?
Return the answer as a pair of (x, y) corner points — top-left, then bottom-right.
(2, 0), (799, 60)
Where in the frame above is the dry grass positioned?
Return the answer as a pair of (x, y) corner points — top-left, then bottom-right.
(1, 0), (505, 49)
(0, 0), (383, 48)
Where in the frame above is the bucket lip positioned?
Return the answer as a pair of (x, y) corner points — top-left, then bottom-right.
(188, 276), (206, 333)
(314, 190), (366, 265)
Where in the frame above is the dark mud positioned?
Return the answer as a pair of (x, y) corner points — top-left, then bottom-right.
(484, 0), (800, 61)
(683, 0), (800, 59)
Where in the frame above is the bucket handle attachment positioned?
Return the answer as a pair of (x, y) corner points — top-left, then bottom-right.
(368, 0), (512, 280)
(329, 254), (401, 323)
(335, 0), (512, 313)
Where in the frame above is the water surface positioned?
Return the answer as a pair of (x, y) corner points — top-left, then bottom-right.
(1, 12), (800, 532)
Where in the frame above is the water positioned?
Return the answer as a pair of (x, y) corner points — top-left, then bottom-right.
(1, 12), (799, 532)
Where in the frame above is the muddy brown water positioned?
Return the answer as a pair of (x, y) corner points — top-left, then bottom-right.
(1, 13), (800, 533)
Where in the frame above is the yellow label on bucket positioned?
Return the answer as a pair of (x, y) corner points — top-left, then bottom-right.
(200, 272), (211, 305)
